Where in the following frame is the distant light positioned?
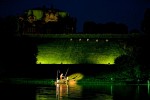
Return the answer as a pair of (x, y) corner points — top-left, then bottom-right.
(96, 39), (98, 42)
(87, 39), (89, 41)
(106, 39), (109, 42)
(70, 38), (72, 41)
(111, 78), (113, 81)
(79, 39), (81, 41)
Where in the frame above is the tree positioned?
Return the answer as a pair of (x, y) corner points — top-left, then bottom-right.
(114, 54), (140, 79)
(83, 21), (97, 34)
(2, 36), (38, 66)
(0, 16), (18, 36)
(141, 8), (150, 34)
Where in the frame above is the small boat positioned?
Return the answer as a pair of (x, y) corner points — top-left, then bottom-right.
(55, 77), (77, 85)
(55, 68), (69, 84)
(55, 78), (68, 84)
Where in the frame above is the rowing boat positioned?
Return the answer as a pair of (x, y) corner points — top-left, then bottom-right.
(55, 68), (69, 84)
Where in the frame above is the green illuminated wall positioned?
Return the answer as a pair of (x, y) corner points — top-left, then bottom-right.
(37, 38), (127, 64)
(28, 10), (43, 20)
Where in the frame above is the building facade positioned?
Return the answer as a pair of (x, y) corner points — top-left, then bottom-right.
(18, 6), (77, 34)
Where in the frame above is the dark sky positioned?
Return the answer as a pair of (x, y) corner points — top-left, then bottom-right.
(0, 0), (150, 32)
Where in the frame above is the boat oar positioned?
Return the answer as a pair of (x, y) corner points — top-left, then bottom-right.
(65, 68), (69, 79)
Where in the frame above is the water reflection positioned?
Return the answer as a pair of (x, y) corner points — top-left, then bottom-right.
(111, 85), (113, 95)
(56, 83), (82, 99)
(35, 83), (150, 100)
(148, 80), (150, 94)
(36, 83), (82, 100)
(36, 83), (113, 100)
(56, 84), (68, 99)
(2, 80), (150, 100)
(148, 84), (150, 94)
(36, 87), (56, 100)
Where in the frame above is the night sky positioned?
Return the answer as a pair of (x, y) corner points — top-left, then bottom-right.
(0, 0), (150, 32)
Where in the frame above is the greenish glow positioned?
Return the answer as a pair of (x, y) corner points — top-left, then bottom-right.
(37, 40), (126, 64)
(148, 80), (150, 94)
(58, 12), (68, 18)
(87, 53), (118, 64)
(28, 10), (43, 20)
(37, 45), (76, 64)
(68, 73), (84, 80)
(11, 78), (55, 85)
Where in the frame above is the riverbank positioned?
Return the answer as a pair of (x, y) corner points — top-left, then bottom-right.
(1, 78), (149, 86)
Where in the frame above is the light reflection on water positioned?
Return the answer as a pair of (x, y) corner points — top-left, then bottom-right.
(36, 84), (113, 100)
(36, 83), (84, 100)
(2, 83), (150, 100)
(35, 84), (150, 100)
(2, 82), (150, 100)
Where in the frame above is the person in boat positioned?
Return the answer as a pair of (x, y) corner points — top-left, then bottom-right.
(60, 73), (65, 80)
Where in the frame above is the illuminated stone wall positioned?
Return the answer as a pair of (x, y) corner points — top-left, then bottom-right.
(37, 38), (127, 64)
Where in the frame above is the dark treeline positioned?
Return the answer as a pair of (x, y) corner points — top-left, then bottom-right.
(0, 35), (38, 79)
(82, 8), (150, 34)
(0, 36), (38, 66)
(113, 8), (150, 79)
(83, 21), (128, 34)
(141, 8), (150, 34)
(114, 34), (150, 81)
(0, 16), (18, 36)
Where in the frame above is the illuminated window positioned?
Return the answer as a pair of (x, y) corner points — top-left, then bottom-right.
(28, 16), (36, 23)
(45, 12), (58, 22)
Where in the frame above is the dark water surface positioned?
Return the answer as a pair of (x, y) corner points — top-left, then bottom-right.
(1, 83), (150, 100)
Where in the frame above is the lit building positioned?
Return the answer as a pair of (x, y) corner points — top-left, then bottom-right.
(18, 6), (77, 34)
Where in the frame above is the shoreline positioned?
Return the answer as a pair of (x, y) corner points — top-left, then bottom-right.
(1, 78), (149, 86)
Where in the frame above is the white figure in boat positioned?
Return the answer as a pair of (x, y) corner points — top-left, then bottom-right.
(60, 73), (64, 80)
(56, 69), (69, 84)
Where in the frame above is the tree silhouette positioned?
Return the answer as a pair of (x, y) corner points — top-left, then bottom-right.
(0, 16), (18, 36)
(129, 35), (150, 79)
(117, 23), (128, 34)
(114, 55), (133, 70)
(141, 8), (150, 34)
(83, 21), (128, 34)
(129, 29), (140, 34)
(83, 21), (97, 34)
(1, 36), (38, 67)
(134, 35), (150, 69)
(114, 54), (140, 79)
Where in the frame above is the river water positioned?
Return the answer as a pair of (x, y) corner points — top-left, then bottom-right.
(1, 83), (150, 100)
